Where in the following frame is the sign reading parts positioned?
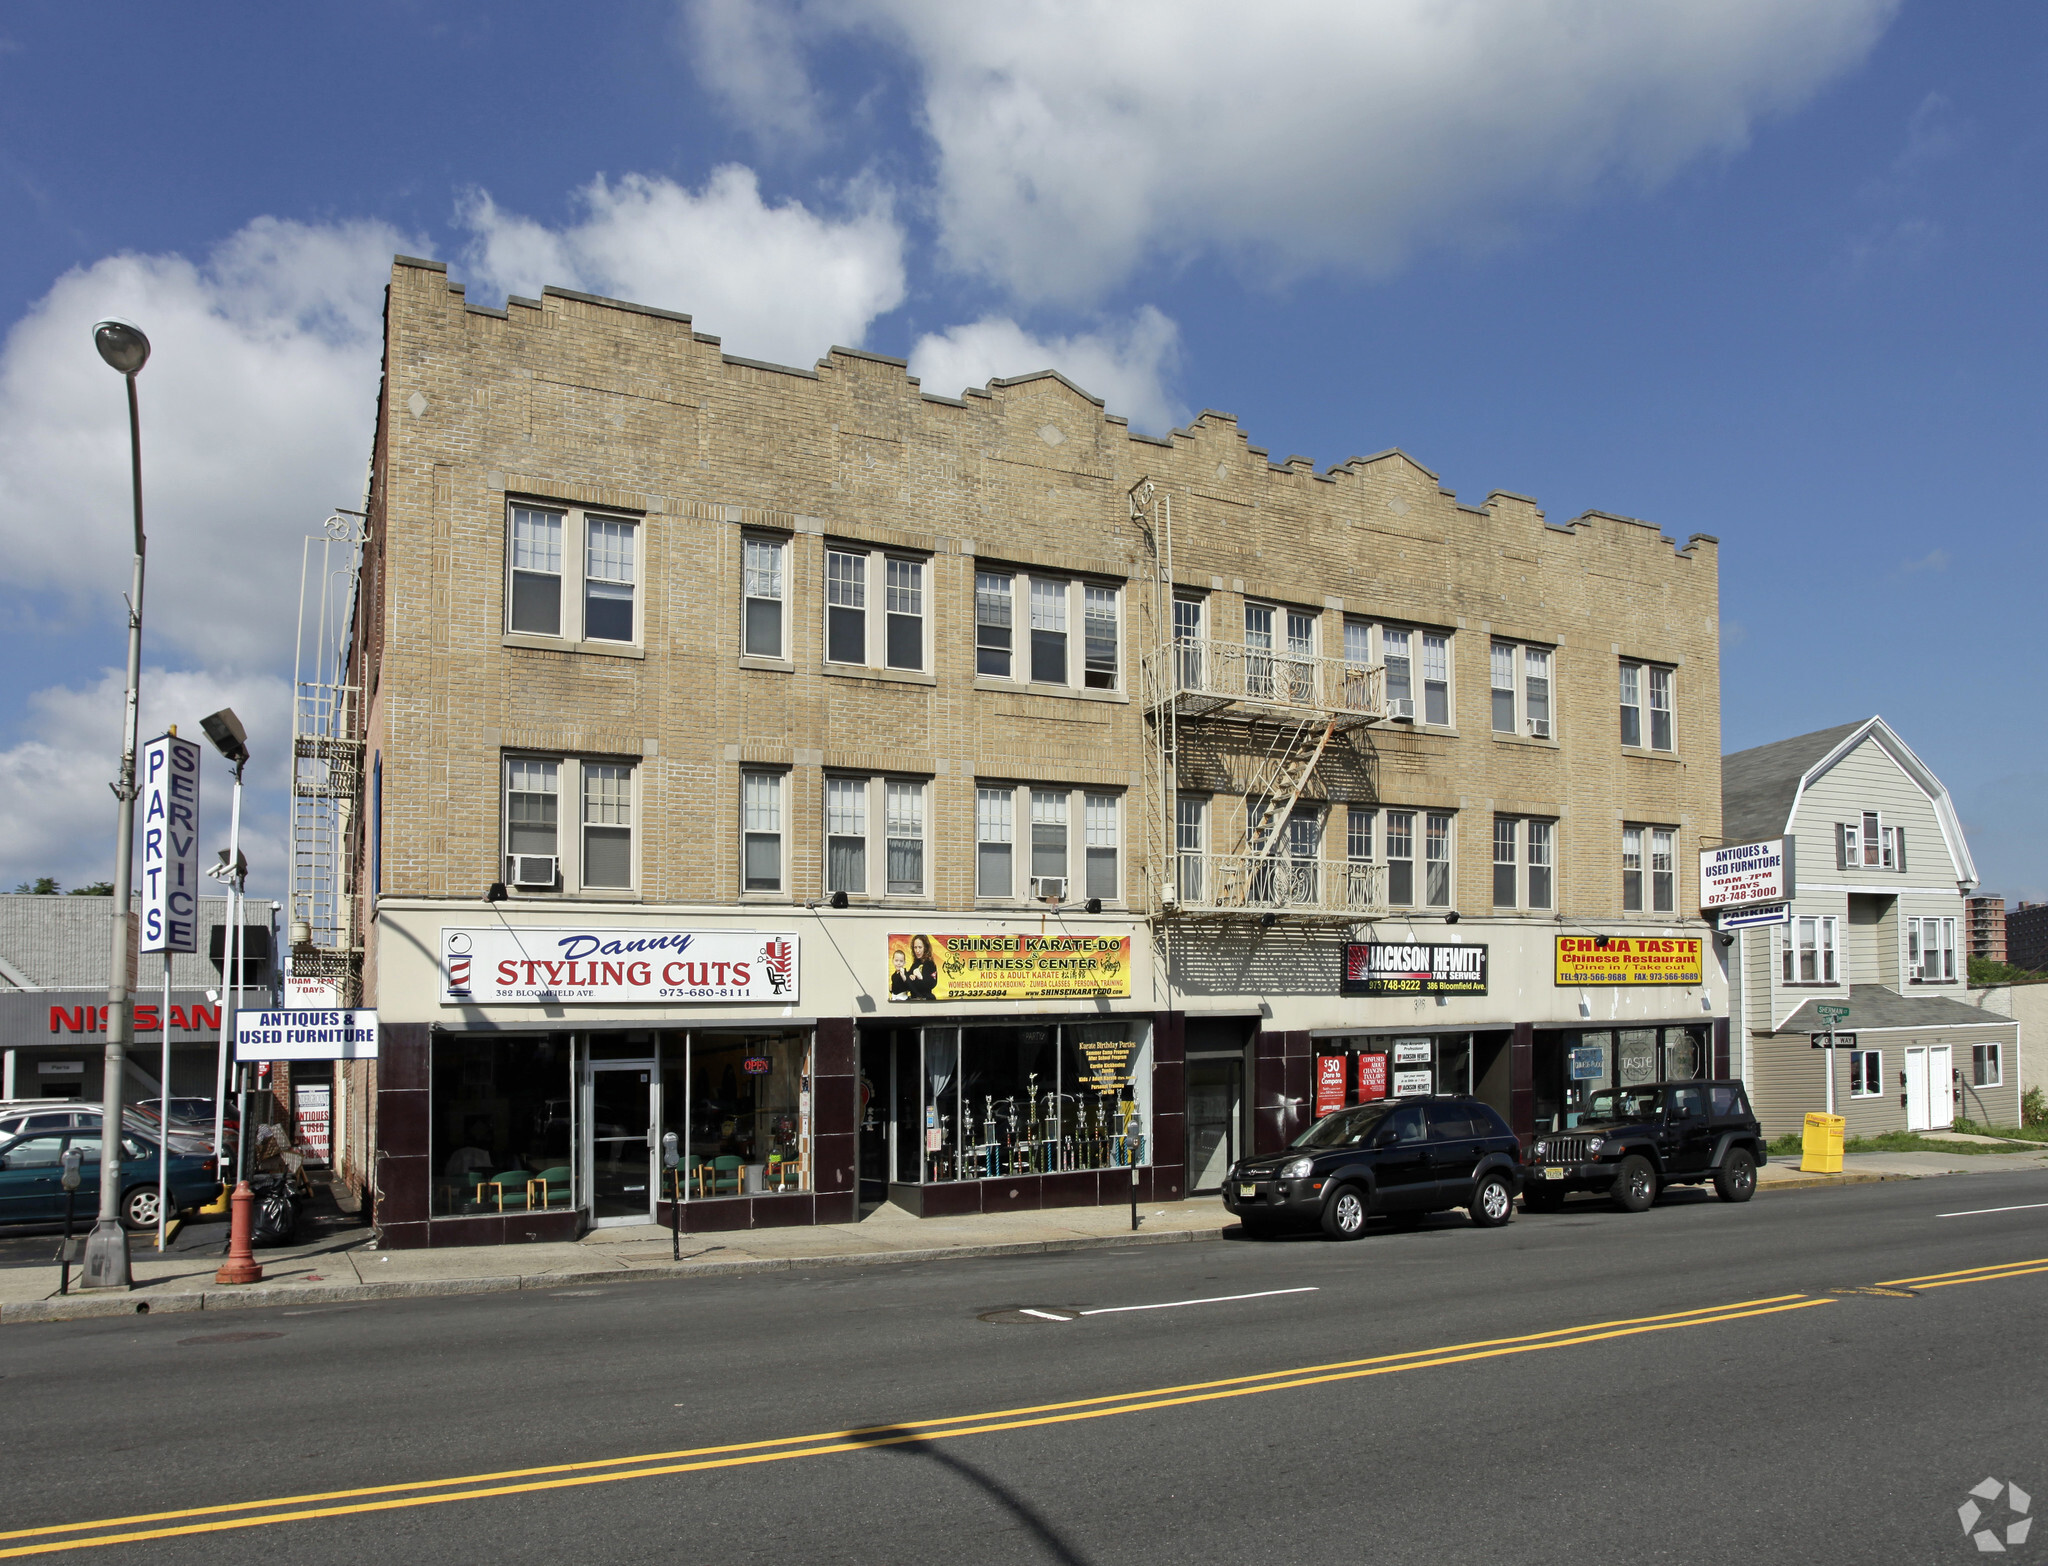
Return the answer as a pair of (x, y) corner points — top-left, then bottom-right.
(1554, 936), (1703, 987)
(440, 928), (799, 1005)
(138, 732), (202, 955)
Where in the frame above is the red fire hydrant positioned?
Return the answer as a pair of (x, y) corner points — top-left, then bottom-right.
(214, 1180), (264, 1285)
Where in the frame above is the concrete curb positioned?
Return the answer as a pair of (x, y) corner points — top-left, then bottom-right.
(0, 1224), (1224, 1325)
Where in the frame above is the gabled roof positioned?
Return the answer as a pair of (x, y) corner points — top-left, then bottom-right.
(1721, 717), (1976, 888)
(1775, 984), (2013, 1035)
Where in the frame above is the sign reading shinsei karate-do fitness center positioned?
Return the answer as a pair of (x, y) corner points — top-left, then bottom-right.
(1554, 936), (1703, 987)
(1698, 837), (1795, 912)
(440, 927), (800, 1005)
(886, 933), (1131, 1002)
(138, 731), (202, 955)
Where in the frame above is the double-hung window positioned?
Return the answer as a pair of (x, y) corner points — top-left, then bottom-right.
(1843, 812), (1907, 870)
(1385, 811), (1415, 905)
(824, 777), (928, 899)
(1244, 603), (1275, 697)
(1908, 916), (1957, 983)
(1491, 642), (1553, 738)
(503, 755), (636, 893)
(826, 545), (928, 671)
(826, 549), (866, 665)
(1030, 578), (1068, 685)
(1175, 795), (1207, 903)
(976, 572), (1014, 677)
(1421, 634), (1449, 725)
(979, 783), (1124, 904)
(742, 771), (785, 893)
(885, 559), (924, 670)
(885, 780), (926, 894)
(581, 764), (633, 888)
(1849, 1049), (1883, 1097)
(1622, 825), (1676, 913)
(505, 758), (560, 888)
(1493, 817), (1518, 907)
(982, 572), (1122, 692)
(977, 787), (1015, 898)
(1622, 827), (1643, 911)
(1284, 610), (1317, 701)
(1491, 644), (1517, 734)
(1084, 793), (1121, 900)
(826, 777), (868, 896)
(1084, 587), (1120, 690)
(1493, 816), (1556, 909)
(1782, 916), (1841, 984)
(1173, 597), (1204, 690)
(1524, 648), (1551, 738)
(1424, 813), (1454, 908)
(1345, 805), (1376, 905)
(1527, 820), (1554, 909)
(1381, 628), (1412, 713)
(1620, 660), (1674, 751)
(1031, 789), (1069, 897)
(1351, 623), (1448, 723)
(1972, 1043), (2003, 1087)
(507, 503), (639, 645)
(743, 536), (787, 658)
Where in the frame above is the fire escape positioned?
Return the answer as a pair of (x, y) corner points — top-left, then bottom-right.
(1130, 479), (1389, 924)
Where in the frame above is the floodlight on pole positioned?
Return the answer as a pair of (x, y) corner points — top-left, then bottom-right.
(81, 320), (152, 1290)
(201, 708), (250, 1189)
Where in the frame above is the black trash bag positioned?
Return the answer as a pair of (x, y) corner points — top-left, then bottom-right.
(248, 1175), (300, 1247)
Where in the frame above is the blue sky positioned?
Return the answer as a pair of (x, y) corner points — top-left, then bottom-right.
(1, 1), (2044, 906)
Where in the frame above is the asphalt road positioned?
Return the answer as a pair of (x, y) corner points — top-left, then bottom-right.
(4, 1174), (2046, 1565)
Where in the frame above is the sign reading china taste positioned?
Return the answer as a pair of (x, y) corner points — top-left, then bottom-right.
(1554, 936), (1703, 987)
(440, 927), (800, 1005)
(886, 933), (1130, 1002)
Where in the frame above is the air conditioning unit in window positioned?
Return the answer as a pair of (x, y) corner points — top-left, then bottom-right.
(1525, 717), (1551, 739)
(509, 855), (558, 889)
(1388, 698), (1415, 722)
(1032, 876), (1068, 904)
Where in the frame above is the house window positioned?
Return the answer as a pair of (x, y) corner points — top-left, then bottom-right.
(1621, 661), (1674, 750)
(1176, 794), (1206, 903)
(885, 558), (924, 670)
(1622, 827), (1644, 912)
(508, 506), (564, 636)
(1085, 792), (1120, 900)
(1244, 602), (1275, 697)
(1285, 610), (1317, 701)
(1084, 587), (1120, 690)
(1030, 578), (1068, 685)
(1491, 644), (1517, 734)
(583, 517), (637, 642)
(1619, 663), (1641, 748)
(1909, 916), (1957, 982)
(1783, 916), (1841, 984)
(825, 550), (866, 665)
(1524, 648), (1551, 738)
(1649, 667), (1673, 751)
(743, 536), (786, 658)
(1493, 817), (1517, 907)
(1422, 634), (1449, 725)
(976, 572), (1014, 677)
(742, 771), (784, 892)
(1425, 813), (1453, 908)
(1381, 628), (1412, 711)
(1972, 1043), (2003, 1087)
(825, 776), (868, 896)
(976, 786), (1014, 898)
(885, 780), (926, 895)
(1385, 811), (1414, 905)
(1849, 1050), (1883, 1097)
(1031, 789), (1069, 893)
(581, 763), (633, 888)
(1173, 597), (1204, 688)
(504, 757), (559, 887)
(1347, 805), (1375, 863)
(1651, 828), (1675, 913)
(1527, 819), (1554, 910)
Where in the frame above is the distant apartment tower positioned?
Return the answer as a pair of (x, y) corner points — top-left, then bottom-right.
(2008, 902), (2048, 972)
(1964, 894), (2007, 963)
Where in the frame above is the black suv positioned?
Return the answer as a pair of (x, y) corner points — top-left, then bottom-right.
(1222, 1095), (1523, 1240)
(1521, 1080), (1767, 1213)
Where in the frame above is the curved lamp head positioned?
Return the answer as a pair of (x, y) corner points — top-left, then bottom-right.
(93, 319), (150, 376)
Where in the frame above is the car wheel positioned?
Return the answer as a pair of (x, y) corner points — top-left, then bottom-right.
(121, 1185), (163, 1231)
(1320, 1184), (1370, 1241)
(1714, 1147), (1758, 1203)
(1610, 1155), (1657, 1213)
(1469, 1172), (1514, 1228)
(1522, 1187), (1565, 1213)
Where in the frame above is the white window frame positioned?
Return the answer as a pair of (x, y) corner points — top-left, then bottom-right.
(503, 755), (561, 892)
(1175, 793), (1207, 904)
(1346, 622), (1451, 725)
(1651, 827), (1676, 914)
(976, 570), (1015, 679)
(978, 572), (1122, 694)
(1172, 596), (1205, 690)
(741, 769), (787, 896)
(741, 534), (789, 661)
(1526, 819), (1554, 910)
(1782, 916), (1842, 985)
(503, 754), (638, 895)
(824, 543), (930, 673)
(1084, 791), (1122, 902)
(1490, 642), (1553, 739)
(825, 775), (871, 898)
(1492, 816), (1518, 908)
(976, 782), (1126, 906)
(1848, 1049), (1883, 1098)
(580, 760), (637, 891)
(823, 775), (930, 901)
(1424, 812), (1454, 909)
(1908, 916), (1958, 983)
(1972, 1042), (2003, 1088)
(1385, 810), (1415, 906)
(506, 502), (644, 649)
(1620, 659), (1675, 751)
(977, 785), (1016, 899)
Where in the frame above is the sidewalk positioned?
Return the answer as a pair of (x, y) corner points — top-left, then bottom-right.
(7, 1149), (2045, 1325)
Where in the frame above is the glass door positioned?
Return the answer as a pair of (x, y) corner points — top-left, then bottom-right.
(586, 1062), (655, 1226)
(1184, 1057), (1243, 1194)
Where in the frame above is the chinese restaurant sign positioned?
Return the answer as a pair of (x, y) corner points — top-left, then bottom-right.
(440, 927), (799, 1004)
(1341, 942), (1488, 996)
(887, 934), (1130, 1002)
(1554, 936), (1703, 987)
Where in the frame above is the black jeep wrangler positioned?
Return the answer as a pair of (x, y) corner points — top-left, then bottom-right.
(1520, 1080), (1767, 1213)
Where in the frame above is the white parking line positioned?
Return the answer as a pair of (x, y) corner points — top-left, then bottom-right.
(1077, 1287), (1318, 1316)
(1937, 1201), (2048, 1219)
(1019, 1308), (1071, 1321)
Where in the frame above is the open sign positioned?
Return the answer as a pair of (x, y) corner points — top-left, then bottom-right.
(742, 1057), (772, 1075)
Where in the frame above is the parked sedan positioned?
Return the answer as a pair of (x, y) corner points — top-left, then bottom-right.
(1223, 1095), (1524, 1239)
(0, 1103), (214, 1158)
(0, 1128), (220, 1230)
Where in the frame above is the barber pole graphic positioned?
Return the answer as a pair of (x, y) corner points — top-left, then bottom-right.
(760, 937), (794, 994)
(444, 931), (474, 998)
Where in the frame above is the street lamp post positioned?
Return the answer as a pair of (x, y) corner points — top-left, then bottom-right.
(81, 319), (152, 1291)
(201, 708), (249, 1188)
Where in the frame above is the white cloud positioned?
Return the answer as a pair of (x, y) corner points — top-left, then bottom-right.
(0, 667), (294, 897)
(909, 308), (1185, 434)
(683, 0), (827, 152)
(456, 166), (906, 367)
(0, 216), (404, 668)
(711, 0), (1900, 304)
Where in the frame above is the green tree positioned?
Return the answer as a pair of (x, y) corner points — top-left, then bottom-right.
(67, 881), (114, 897)
(1968, 955), (2048, 987)
(11, 876), (60, 894)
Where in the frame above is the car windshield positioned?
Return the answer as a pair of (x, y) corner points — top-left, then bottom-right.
(1291, 1103), (1396, 1149)
(1580, 1087), (1665, 1123)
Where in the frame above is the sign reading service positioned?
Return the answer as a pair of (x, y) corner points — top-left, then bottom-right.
(138, 731), (202, 955)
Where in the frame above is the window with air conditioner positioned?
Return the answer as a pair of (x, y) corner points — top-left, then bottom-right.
(1031, 788), (1068, 899)
(1908, 916), (1957, 983)
(504, 757), (559, 890)
(1352, 622), (1446, 724)
(504, 755), (636, 893)
(1492, 641), (1554, 738)
(979, 782), (1123, 905)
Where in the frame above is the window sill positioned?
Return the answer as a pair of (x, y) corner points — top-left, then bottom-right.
(1382, 721), (1458, 738)
(821, 664), (938, 688)
(503, 633), (646, 661)
(739, 655), (795, 674)
(973, 901), (1129, 913)
(972, 678), (1130, 705)
(1491, 732), (1560, 750)
(499, 889), (643, 903)
(1621, 745), (1680, 763)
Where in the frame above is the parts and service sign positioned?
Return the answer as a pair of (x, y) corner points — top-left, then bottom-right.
(440, 928), (799, 1005)
(1554, 936), (1703, 986)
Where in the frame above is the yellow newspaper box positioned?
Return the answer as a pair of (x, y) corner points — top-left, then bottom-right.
(1801, 1112), (1845, 1174)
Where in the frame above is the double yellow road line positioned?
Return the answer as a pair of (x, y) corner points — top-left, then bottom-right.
(3, 1259), (2041, 1558)
(1878, 1254), (2048, 1290)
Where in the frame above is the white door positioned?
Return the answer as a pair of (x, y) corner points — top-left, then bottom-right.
(1904, 1047), (1929, 1130)
(1929, 1044), (1954, 1129)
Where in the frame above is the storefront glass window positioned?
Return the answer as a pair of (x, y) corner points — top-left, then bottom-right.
(1617, 1029), (1659, 1086)
(430, 1031), (575, 1217)
(1662, 1026), (1707, 1080)
(674, 1030), (812, 1197)
(914, 1021), (1151, 1182)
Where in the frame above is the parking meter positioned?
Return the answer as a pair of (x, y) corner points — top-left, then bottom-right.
(660, 1132), (682, 1260)
(1123, 1110), (1142, 1231)
(57, 1146), (84, 1295)
(59, 1146), (83, 1192)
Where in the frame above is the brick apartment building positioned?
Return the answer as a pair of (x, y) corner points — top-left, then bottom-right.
(2006, 903), (2048, 973)
(338, 256), (1729, 1248)
(1965, 893), (2007, 963)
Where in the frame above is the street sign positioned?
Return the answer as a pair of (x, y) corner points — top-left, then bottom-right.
(1815, 1004), (1851, 1024)
(1810, 1031), (1858, 1050)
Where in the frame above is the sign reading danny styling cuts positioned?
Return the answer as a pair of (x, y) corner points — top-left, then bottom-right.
(1554, 936), (1703, 987)
(1699, 837), (1795, 911)
(440, 928), (799, 1005)
(887, 933), (1131, 1002)
(139, 731), (202, 954)
(1341, 942), (1488, 996)
(235, 1009), (379, 1061)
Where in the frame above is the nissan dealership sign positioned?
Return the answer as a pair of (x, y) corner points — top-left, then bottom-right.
(439, 927), (799, 1005)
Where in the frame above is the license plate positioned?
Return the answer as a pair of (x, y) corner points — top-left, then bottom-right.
(1238, 1183), (1256, 1198)
(1544, 1167), (1565, 1180)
